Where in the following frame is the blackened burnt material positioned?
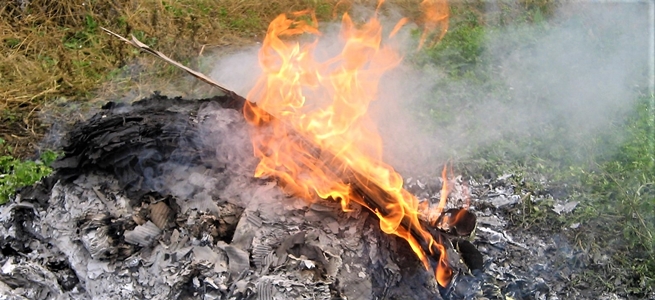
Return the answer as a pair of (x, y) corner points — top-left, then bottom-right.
(52, 93), (245, 199)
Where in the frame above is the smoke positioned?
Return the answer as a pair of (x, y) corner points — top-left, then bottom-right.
(374, 2), (651, 176)
(205, 2), (651, 178)
(208, 48), (262, 97)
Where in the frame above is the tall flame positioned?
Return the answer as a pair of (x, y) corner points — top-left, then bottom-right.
(244, 2), (452, 287)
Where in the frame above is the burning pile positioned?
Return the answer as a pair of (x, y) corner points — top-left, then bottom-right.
(0, 91), (596, 299)
(243, 0), (475, 289)
(0, 1), (489, 299)
(1, 1), (643, 299)
(0, 94), (483, 299)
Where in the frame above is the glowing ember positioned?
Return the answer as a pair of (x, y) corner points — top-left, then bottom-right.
(244, 1), (453, 287)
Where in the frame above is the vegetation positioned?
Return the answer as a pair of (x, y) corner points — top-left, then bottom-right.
(411, 1), (654, 295)
(0, 0), (652, 296)
(1, 0), (343, 159)
(0, 138), (58, 204)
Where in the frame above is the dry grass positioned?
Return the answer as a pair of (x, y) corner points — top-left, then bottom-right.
(1, 0), (333, 104)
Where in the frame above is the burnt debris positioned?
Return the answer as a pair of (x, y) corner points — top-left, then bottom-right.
(0, 93), (609, 299)
(0, 94), (450, 299)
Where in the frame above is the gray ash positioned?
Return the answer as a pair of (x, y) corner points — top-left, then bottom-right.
(0, 94), (442, 299)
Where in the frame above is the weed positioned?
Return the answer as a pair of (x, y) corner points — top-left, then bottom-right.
(3, 37), (21, 48)
(0, 138), (59, 204)
(62, 14), (99, 49)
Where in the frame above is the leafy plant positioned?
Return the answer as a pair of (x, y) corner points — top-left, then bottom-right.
(0, 138), (59, 204)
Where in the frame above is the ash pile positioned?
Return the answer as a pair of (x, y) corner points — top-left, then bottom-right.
(0, 93), (612, 299)
(0, 94), (440, 299)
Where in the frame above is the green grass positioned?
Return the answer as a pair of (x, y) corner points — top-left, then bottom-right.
(415, 7), (487, 79)
(576, 96), (655, 292)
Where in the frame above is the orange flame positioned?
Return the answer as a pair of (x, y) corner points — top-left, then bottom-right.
(435, 241), (453, 285)
(418, 0), (450, 49)
(245, 2), (452, 287)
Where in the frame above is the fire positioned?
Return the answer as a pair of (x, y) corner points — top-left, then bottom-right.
(418, 0), (450, 49)
(244, 1), (453, 287)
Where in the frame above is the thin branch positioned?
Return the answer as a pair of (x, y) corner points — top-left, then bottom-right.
(100, 27), (245, 101)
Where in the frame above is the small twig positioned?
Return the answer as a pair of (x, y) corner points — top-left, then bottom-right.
(100, 27), (245, 101)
